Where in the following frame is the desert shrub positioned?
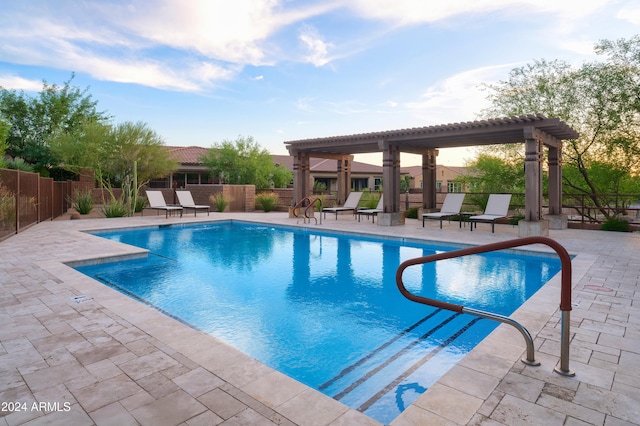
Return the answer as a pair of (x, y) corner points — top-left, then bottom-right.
(70, 190), (93, 215)
(405, 207), (418, 219)
(102, 199), (127, 218)
(359, 192), (381, 209)
(255, 193), (279, 212)
(0, 186), (16, 228)
(601, 217), (630, 232)
(509, 214), (525, 225)
(134, 195), (147, 213)
(210, 193), (228, 212)
(313, 181), (327, 191)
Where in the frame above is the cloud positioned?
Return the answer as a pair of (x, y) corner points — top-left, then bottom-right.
(0, 0), (336, 92)
(404, 64), (517, 124)
(0, 75), (43, 91)
(298, 24), (334, 67)
(343, 0), (611, 25)
(617, 4), (640, 25)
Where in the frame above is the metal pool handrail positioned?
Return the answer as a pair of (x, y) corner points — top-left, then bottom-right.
(395, 236), (575, 376)
(292, 197), (323, 224)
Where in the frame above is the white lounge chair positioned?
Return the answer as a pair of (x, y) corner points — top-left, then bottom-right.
(357, 196), (383, 223)
(176, 190), (210, 216)
(422, 193), (465, 228)
(323, 192), (363, 219)
(469, 194), (512, 233)
(143, 191), (183, 218)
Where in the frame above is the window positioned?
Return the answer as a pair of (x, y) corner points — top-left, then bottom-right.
(447, 182), (463, 193)
(436, 181), (442, 190)
(374, 178), (382, 191)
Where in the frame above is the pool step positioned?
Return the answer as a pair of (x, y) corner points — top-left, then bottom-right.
(321, 309), (483, 414)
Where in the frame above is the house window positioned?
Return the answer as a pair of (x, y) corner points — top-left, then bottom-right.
(436, 181), (442, 190)
(374, 178), (382, 191)
(187, 173), (201, 184)
(351, 178), (368, 191)
(447, 182), (463, 193)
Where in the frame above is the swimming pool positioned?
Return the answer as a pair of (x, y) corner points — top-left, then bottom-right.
(76, 221), (562, 424)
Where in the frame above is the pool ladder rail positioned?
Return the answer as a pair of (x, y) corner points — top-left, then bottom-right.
(396, 236), (575, 377)
(292, 197), (323, 225)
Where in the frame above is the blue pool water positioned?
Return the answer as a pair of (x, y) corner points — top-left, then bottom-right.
(76, 221), (562, 424)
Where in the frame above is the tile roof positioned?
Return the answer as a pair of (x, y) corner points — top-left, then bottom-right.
(164, 146), (209, 164)
(167, 148), (407, 174)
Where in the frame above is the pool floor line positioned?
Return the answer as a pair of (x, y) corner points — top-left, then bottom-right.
(333, 312), (461, 401)
(318, 308), (443, 391)
(358, 317), (483, 413)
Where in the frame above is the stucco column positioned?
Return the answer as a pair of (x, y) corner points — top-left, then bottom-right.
(545, 143), (568, 229)
(292, 151), (311, 203)
(422, 149), (437, 211)
(519, 127), (549, 236)
(524, 128), (542, 221)
(378, 142), (404, 225)
(336, 155), (353, 205)
(548, 145), (562, 215)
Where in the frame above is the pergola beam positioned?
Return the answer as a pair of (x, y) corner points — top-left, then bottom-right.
(285, 114), (579, 234)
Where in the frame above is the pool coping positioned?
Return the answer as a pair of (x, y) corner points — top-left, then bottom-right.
(32, 215), (596, 425)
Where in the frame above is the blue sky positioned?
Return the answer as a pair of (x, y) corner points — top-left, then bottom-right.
(1, 0), (638, 166)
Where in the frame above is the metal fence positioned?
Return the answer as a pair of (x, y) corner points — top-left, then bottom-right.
(0, 169), (72, 242)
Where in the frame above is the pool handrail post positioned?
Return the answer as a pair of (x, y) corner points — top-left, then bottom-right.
(395, 236), (575, 377)
(292, 197), (323, 225)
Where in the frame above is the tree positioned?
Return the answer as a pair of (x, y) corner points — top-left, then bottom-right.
(50, 121), (178, 215)
(479, 36), (640, 219)
(201, 136), (293, 189)
(458, 154), (529, 210)
(0, 118), (9, 167)
(0, 73), (110, 175)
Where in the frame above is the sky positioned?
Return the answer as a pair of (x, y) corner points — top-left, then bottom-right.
(1, 0), (639, 167)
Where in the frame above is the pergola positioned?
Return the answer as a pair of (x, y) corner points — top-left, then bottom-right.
(284, 114), (579, 236)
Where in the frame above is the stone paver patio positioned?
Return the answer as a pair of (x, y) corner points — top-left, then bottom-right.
(1, 212), (638, 425)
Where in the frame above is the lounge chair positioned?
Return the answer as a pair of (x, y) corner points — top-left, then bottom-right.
(469, 194), (512, 233)
(422, 193), (465, 228)
(323, 192), (363, 219)
(143, 191), (183, 218)
(357, 196), (383, 223)
(176, 190), (210, 216)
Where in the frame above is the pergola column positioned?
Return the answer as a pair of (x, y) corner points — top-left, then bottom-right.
(548, 145), (562, 215)
(545, 143), (568, 229)
(378, 142), (404, 225)
(336, 155), (353, 205)
(422, 149), (437, 211)
(519, 127), (549, 236)
(292, 151), (311, 203)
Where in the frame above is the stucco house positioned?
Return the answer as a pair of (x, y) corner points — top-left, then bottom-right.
(404, 164), (470, 192)
(149, 146), (409, 191)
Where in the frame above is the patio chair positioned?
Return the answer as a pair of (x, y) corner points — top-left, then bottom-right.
(176, 190), (210, 216)
(357, 196), (383, 223)
(422, 193), (465, 228)
(143, 191), (183, 218)
(469, 194), (512, 233)
(323, 192), (363, 219)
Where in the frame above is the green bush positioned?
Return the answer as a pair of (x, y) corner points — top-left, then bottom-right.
(102, 200), (127, 218)
(255, 193), (279, 212)
(601, 217), (630, 232)
(70, 190), (93, 215)
(134, 195), (147, 213)
(210, 193), (228, 212)
(405, 207), (418, 219)
(359, 192), (381, 209)
(509, 214), (525, 225)
(0, 186), (16, 228)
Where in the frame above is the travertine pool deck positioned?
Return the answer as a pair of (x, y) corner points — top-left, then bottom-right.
(1, 212), (638, 425)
